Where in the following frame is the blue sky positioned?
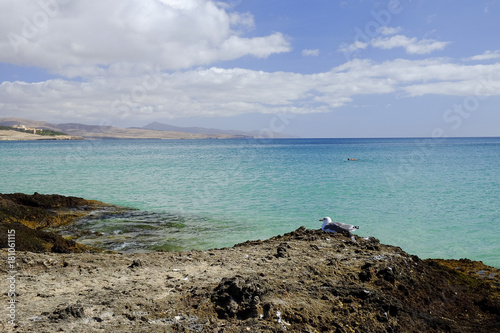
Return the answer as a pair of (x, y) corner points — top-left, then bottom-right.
(0, 0), (499, 138)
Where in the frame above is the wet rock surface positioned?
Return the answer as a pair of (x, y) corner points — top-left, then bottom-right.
(0, 192), (114, 228)
(0, 193), (115, 253)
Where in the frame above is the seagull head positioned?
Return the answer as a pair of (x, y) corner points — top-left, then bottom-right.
(320, 217), (332, 230)
(320, 217), (332, 224)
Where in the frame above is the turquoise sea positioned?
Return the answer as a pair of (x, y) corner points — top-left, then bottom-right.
(1, 137), (499, 268)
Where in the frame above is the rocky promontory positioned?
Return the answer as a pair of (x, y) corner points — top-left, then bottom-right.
(1, 194), (499, 332)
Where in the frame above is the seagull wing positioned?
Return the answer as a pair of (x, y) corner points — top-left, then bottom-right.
(322, 223), (343, 233)
(332, 222), (360, 232)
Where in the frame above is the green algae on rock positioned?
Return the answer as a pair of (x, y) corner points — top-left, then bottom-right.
(0, 192), (115, 253)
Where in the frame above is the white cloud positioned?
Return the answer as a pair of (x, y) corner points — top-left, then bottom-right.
(339, 33), (450, 56)
(0, 0), (290, 77)
(404, 80), (500, 97)
(468, 50), (500, 61)
(2, 57), (500, 123)
(371, 35), (451, 54)
(337, 41), (368, 54)
(380, 26), (402, 35)
(0, 0), (497, 124)
(301, 49), (320, 57)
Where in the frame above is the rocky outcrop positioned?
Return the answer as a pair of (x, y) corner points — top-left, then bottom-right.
(1, 224), (499, 332)
(0, 193), (113, 253)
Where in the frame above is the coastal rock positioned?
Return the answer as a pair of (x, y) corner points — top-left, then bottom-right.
(211, 275), (268, 320)
(48, 303), (86, 322)
(0, 192), (114, 253)
(0, 192), (114, 229)
(1, 194), (499, 332)
(0, 221), (89, 253)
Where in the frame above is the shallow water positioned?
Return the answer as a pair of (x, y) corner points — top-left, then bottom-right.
(1, 137), (499, 267)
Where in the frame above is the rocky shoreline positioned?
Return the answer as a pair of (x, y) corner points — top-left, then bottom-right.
(1, 193), (499, 332)
(0, 193), (116, 253)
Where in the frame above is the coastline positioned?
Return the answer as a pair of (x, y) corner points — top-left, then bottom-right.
(0, 128), (250, 141)
(0, 130), (82, 141)
(1, 193), (499, 332)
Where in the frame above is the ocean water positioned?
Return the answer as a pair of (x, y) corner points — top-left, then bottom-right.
(1, 137), (499, 267)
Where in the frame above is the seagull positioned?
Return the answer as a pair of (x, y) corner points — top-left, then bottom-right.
(320, 217), (359, 233)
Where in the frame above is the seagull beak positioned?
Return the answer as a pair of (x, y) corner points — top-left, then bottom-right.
(319, 219), (322, 221)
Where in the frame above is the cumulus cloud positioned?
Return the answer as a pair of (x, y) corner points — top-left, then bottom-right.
(0, 0), (290, 76)
(0, 2), (498, 125)
(1, 57), (500, 123)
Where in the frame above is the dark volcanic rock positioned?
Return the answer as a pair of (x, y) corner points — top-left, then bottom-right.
(211, 275), (268, 320)
(49, 303), (86, 321)
(0, 221), (83, 253)
(0, 192), (113, 252)
(0, 192), (111, 229)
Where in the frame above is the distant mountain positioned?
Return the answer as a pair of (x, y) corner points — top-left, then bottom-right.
(56, 123), (113, 132)
(0, 117), (293, 140)
(140, 121), (241, 135)
(138, 121), (293, 138)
